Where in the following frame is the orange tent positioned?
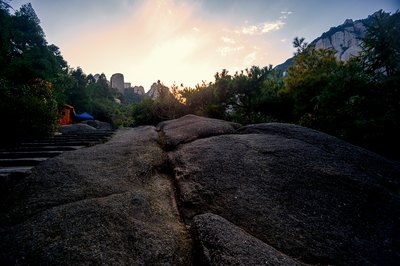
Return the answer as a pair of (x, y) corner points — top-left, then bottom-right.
(59, 104), (76, 125)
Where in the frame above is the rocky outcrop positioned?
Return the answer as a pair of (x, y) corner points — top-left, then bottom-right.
(133, 85), (145, 95)
(0, 127), (191, 265)
(157, 114), (241, 150)
(313, 19), (367, 61)
(147, 81), (173, 99)
(1, 115), (399, 265)
(110, 73), (125, 93)
(192, 213), (300, 266)
(274, 12), (380, 72)
(58, 123), (97, 134)
(167, 116), (400, 265)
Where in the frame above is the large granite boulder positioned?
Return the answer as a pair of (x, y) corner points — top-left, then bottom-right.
(157, 114), (241, 150)
(168, 118), (400, 265)
(58, 123), (97, 135)
(192, 213), (300, 265)
(0, 127), (191, 265)
(1, 115), (399, 265)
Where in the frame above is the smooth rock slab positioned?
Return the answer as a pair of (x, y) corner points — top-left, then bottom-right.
(0, 127), (191, 265)
(157, 114), (241, 150)
(192, 213), (301, 266)
(170, 122), (400, 265)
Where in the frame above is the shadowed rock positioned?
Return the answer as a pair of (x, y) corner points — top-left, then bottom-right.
(1, 115), (399, 265)
(192, 213), (301, 266)
(168, 118), (400, 265)
(59, 124), (97, 135)
(157, 114), (241, 150)
(0, 127), (191, 265)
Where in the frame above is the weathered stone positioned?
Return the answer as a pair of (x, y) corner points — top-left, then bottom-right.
(169, 120), (400, 265)
(157, 114), (241, 150)
(2, 115), (399, 265)
(110, 73), (125, 93)
(192, 213), (301, 266)
(58, 123), (97, 134)
(85, 120), (113, 130)
(133, 85), (145, 95)
(0, 127), (191, 265)
(146, 81), (172, 99)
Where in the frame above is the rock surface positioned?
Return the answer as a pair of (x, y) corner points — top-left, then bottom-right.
(146, 81), (173, 99)
(1, 115), (399, 265)
(0, 127), (191, 265)
(85, 120), (113, 130)
(110, 73), (125, 93)
(314, 20), (366, 61)
(168, 118), (400, 265)
(133, 85), (145, 95)
(157, 115), (241, 150)
(192, 213), (300, 265)
(58, 123), (97, 134)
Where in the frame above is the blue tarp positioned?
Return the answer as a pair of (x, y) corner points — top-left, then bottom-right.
(75, 112), (94, 121)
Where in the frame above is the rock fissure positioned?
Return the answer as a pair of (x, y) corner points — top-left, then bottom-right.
(1, 115), (399, 265)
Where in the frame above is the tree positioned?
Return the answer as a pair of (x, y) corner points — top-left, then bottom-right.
(1, 3), (67, 83)
(361, 10), (400, 79)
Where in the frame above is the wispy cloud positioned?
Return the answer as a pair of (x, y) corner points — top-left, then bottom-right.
(217, 46), (244, 56)
(244, 51), (257, 65)
(236, 10), (292, 35)
(238, 20), (284, 35)
(221, 36), (236, 44)
(63, 1), (293, 88)
(281, 10), (293, 15)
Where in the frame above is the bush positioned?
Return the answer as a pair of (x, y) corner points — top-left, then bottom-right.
(0, 79), (58, 144)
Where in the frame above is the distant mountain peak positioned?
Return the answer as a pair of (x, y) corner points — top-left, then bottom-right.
(275, 11), (387, 72)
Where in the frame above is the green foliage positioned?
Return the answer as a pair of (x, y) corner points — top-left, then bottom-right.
(179, 66), (289, 124)
(0, 3), (67, 142)
(129, 86), (185, 126)
(0, 79), (59, 144)
(0, 3), (67, 84)
(283, 10), (400, 160)
(362, 10), (400, 79)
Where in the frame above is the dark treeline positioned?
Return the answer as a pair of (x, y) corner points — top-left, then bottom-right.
(161, 10), (400, 160)
(0, 2), (130, 143)
(0, 1), (399, 160)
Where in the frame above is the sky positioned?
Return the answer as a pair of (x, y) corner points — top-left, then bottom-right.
(10, 0), (399, 91)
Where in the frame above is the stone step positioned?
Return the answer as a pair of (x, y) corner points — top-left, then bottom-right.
(0, 166), (33, 177)
(0, 157), (48, 167)
(29, 137), (109, 142)
(19, 140), (101, 147)
(0, 151), (63, 159)
(3, 145), (86, 152)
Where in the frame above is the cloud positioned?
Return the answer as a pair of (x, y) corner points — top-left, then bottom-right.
(61, 0), (292, 89)
(217, 46), (244, 56)
(239, 20), (285, 35)
(221, 36), (236, 44)
(281, 10), (293, 15)
(244, 51), (257, 65)
(261, 21), (285, 33)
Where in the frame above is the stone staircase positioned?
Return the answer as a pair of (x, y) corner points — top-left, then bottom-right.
(0, 130), (114, 177)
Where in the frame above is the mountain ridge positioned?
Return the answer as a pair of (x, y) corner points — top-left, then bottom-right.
(275, 10), (383, 72)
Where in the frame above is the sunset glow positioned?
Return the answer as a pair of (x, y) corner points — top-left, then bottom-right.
(11, 0), (399, 90)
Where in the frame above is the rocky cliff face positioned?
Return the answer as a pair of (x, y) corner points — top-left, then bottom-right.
(146, 81), (172, 99)
(132, 85), (145, 95)
(275, 12), (378, 72)
(312, 19), (367, 61)
(1, 115), (399, 265)
(110, 73), (125, 93)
